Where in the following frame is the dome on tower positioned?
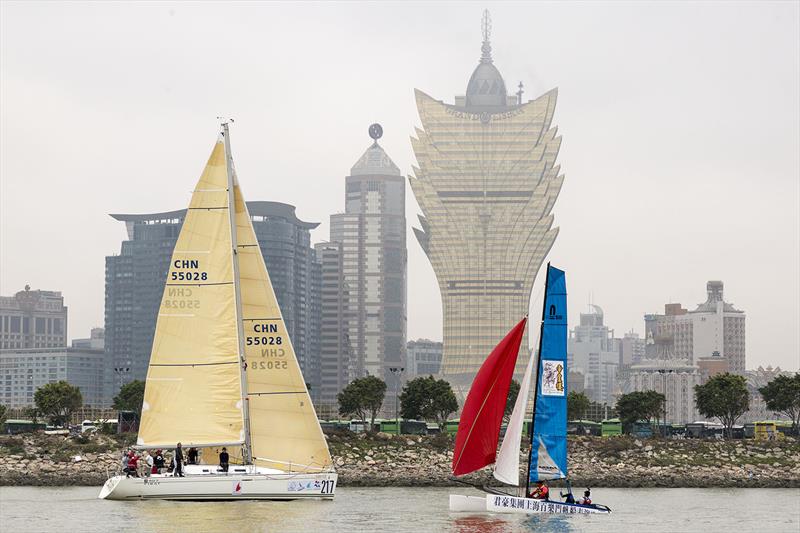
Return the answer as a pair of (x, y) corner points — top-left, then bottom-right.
(464, 10), (508, 109)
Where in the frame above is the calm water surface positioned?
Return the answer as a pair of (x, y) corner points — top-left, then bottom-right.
(1, 486), (798, 533)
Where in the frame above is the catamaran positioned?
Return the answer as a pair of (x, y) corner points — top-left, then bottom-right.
(449, 264), (610, 514)
(100, 122), (337, 500)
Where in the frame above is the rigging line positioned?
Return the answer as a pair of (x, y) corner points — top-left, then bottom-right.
(149, 361), (239, 367)
(165, 282), (234, 286)
(237, 244), (259, 248)
(187, 206), (229, 210)
(242, 317), (282, 321)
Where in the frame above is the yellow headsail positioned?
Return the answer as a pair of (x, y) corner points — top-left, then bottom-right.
(137, 139), (244, 448)
(233, 178), (333, 472)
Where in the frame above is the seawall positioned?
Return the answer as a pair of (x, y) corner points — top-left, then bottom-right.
(1, 432), (797, 488)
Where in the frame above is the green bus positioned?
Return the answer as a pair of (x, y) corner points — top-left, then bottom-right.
(601, 418), (623, 437)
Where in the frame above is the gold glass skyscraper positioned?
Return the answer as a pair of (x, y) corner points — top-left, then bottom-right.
(409, 13), (564, 394)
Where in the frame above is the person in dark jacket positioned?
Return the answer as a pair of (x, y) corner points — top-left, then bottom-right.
(219, 447), (230, 473)
(153, 449), (165, 474)
(174, 442), (184, 477)
(187, 447), (198, 465)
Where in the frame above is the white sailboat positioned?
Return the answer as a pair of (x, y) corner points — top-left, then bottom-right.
(100, 122), (337, 500)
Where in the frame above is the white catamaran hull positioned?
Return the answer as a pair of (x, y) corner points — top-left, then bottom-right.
(99, 471), (337, 501)
(485, 494), (610, 515)
(449, 494), (488, 512)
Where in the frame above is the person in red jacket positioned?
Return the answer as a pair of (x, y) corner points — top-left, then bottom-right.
(579, 489), (592, 505)
(528, 481), (550, 500)
(125, 451), (139, 478)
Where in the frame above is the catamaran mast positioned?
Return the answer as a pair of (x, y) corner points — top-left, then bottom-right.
(221, 119), (254, 465)
(525, 262), (551, 496)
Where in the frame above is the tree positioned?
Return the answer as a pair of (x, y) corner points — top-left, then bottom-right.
(113, 380), (146, 416)
(400, 375), (459, 429)
(759, 373), (800, 436)
(615, 390), (665, 435)
(34, 381), (82, 426)
(695, 373), (750, 438)
(0, 404), (6, 431)
(338, 376), (386, 431)
(504, 380), (521, 423)
(567, 391), (590, 421)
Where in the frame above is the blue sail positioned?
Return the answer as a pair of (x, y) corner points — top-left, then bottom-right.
(528, 264), (568, 483)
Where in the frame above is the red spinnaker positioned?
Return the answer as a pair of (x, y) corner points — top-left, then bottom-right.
(451, 317), (528, 476)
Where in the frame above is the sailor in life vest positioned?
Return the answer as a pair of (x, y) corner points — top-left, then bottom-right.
(579, 489), (592, 505)
(529, 481), (550, 500)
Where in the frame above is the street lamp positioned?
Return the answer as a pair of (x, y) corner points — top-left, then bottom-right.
(389, 367), (405, 436)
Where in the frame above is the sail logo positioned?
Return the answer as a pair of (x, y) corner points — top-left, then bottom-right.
(232, 481), (242, 495)
(541, 360), (565, 396)
(547, 304), (563, 321)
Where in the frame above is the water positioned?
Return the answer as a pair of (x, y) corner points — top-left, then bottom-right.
(1, 486), (798, 532)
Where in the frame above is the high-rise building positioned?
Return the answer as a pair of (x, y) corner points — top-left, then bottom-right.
(314, 241), (351, 414)
(643, 281), (745, 372)
(105, 202), (322, 394)
(567, 305), (619, 405)
(619, 331), (646, 367)
(0, 286), (67, 350)
(330, 126), (407, 388)
(0, 328), (107, 408)
(408, 12), (563, 394)
(406, 339), (443, 379)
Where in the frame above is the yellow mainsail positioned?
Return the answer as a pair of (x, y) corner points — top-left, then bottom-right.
(233, 177), (333, 472)
(137, 125), (331, 472)
(138, 139), (244, 448)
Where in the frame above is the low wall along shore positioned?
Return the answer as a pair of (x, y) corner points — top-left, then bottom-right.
(0, 431), (798, 488)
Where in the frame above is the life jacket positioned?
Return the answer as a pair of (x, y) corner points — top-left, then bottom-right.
(582, 497), (592, 505)
(540, 486), (549, 499)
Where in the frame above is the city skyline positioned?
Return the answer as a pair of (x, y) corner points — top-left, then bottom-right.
(1, 2), (798, 371)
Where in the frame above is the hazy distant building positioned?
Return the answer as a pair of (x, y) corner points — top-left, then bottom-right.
(71, 327), (105, 350)
(330, 127), (407, 386)
(619, 331), (645, 367)
(568, 305), (619, 405)
(408, 13), (563, 394)
(105, 202), (322, 394)
(742, 365), (793, 423)
(406, 339), (443, 378)
(628, 358), (701, 425)
(0, 286), (67, 350)
(0, 328), (107, 408)
(314, 241), (351, 412)
(643, 281), (745, 373)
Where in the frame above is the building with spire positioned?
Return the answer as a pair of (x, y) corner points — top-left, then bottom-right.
(409, 11), (564, 394)
(330, 125), (407, 395)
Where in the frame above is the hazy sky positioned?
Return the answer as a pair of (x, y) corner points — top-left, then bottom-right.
(1, 1), (798, 371)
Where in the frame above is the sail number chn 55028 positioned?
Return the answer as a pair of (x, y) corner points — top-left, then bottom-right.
(171, 259), (208, 281)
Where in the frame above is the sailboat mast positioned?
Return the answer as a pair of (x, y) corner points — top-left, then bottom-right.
(221, 120), (253, 465)
(525, 262), (551, 496)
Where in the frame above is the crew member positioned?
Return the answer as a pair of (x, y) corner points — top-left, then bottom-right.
(579, 489), (592, 505)
(219, 447), (230, 473)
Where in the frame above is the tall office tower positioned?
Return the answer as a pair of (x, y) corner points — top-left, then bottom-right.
(330, 125), (407, 390)
(408, 12), (563, 394)
(105, 202), (321, 393)
(0, 286), (68, 350)
(314, 242), (351, 414)
(567, 304), (619, 405)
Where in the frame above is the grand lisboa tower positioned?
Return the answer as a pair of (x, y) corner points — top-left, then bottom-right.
(409, 11), (564, 397)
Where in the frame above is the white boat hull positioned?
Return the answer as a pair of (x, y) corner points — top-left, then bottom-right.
(99, 468), (337, 501)
(449, 494), (488, 512)
(485, 494), (610, 515)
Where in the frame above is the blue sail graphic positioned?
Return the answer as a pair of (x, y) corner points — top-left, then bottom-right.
(528, 265), (568, 483)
